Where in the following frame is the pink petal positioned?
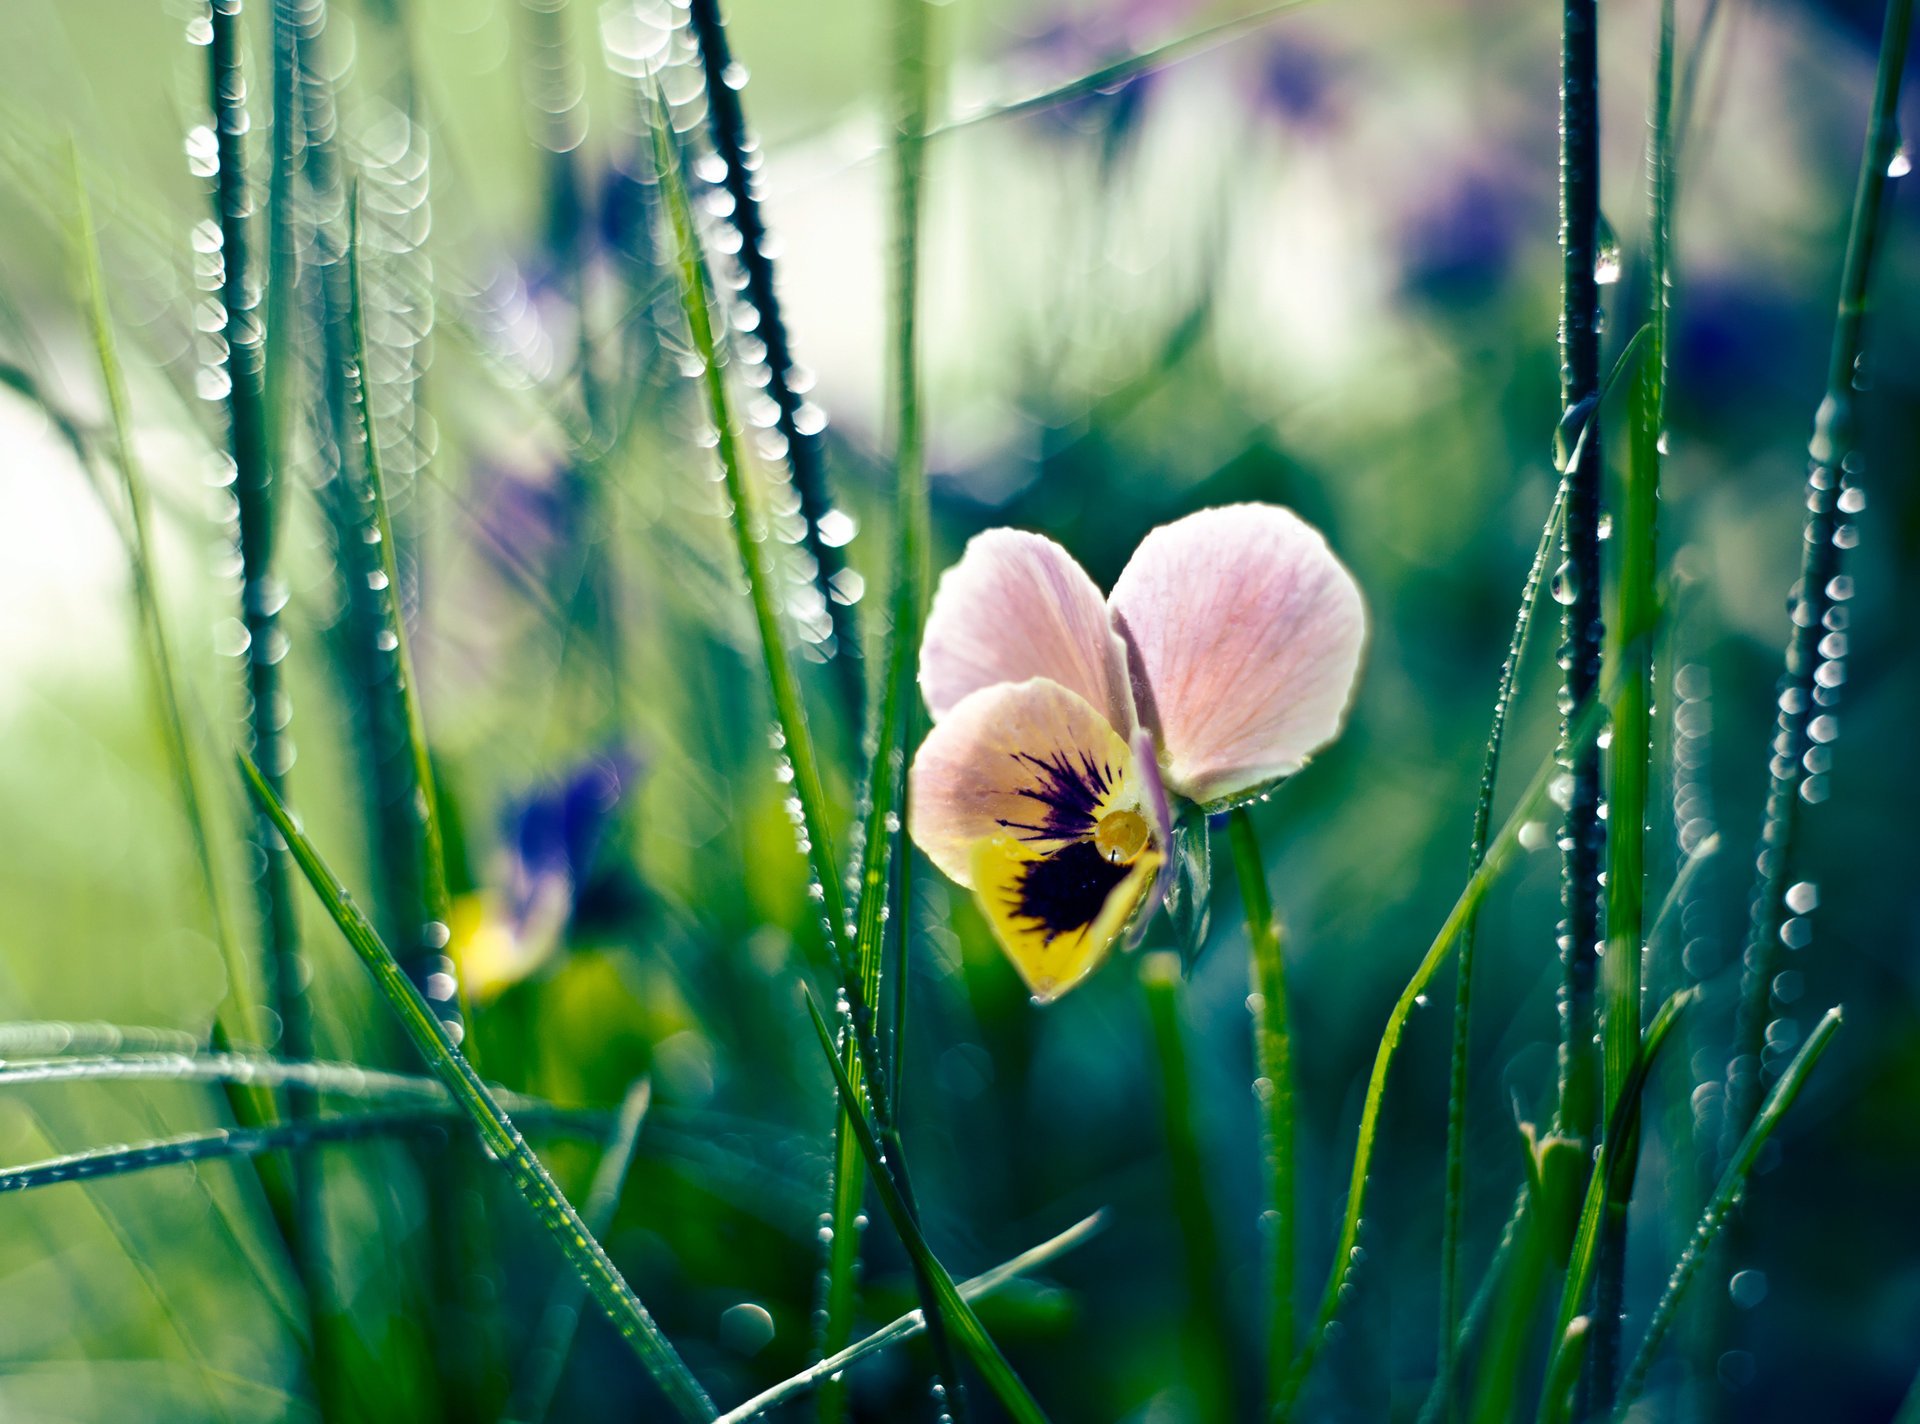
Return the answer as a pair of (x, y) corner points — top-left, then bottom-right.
(907, 677), (1137, 890)
(919, 529), (1128, 733)
(1108, 504), (1366, 805)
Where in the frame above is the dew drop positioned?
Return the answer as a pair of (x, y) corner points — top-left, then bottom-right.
(1889, 146), (1912, 179)
(1593, 213), (1623, 285)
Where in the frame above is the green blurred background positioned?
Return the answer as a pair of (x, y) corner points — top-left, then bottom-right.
(0, 0), (1916, 1419)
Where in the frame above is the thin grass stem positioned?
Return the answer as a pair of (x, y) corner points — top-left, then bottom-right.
(238, 755), (719, 1423)
(1619, 1006), (1843, 1409)
(1228, 809), (1294, 1405)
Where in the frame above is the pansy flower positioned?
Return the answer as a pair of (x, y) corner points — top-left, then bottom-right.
(908, 504), (1366, 1000)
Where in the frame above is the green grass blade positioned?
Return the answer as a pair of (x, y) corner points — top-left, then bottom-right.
(1142, 953), (1235, 1423)
(820, 0), (938, 1409)
(717, 1211), (1107, 1424)
(1228, 809), (1294, 1405)
(238, 754), (719, 1423)
(502, 1079), (654, 1424)
(1619, 1006), (1843, 1409)
(685, 0), (863, 721)
(1438, 476), (1566, 1409)
(643, 69), (849, 977)
(345, 186), (454, 974)
(1533, 1317), (1591, 1424)
(1588, 0), (1676, 1401)
(0, 1107), (605, 1197)
(1554, 0), (1606, 1155)
(69, 160), (265, 1062)
(0, 1022), (205, 1056)
(801, 990), (1052, 1424)
(1276, 688), (1614, 1420)
(1723, 0), (1913, 1151)
(1551, 988), (1695, 1348)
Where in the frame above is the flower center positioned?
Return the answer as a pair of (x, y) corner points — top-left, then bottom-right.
(1093, 808), (1149, 864)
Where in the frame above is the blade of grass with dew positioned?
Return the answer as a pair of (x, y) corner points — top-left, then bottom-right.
(0, 1107), (608, 1197)
(69, 159), (269, 1081)
(801, 990), (1052, 1424)
(0, 1052), (587, 1117)
(685, 0), (863, 723)
(1619, 1006), (1843, 1409)
(1437, 475), (1565, 1414)
(345, 187), (456, 1017)
(1554, 0), (1607, 1158)
(819, 0), (940, 1411)
(1273, 686), (1615, 1421)
(206, 0), (307, 1082)
(1722, 0), (1912, 1154)
(1227, 808), (1294, 1406)
(718, 1211), (1106, 1424)
(237, 754), (720, 1423)
(1587, 0), (1676, 1403)
(1551, 987), (1695, 1354)
(501, 1079), (654, 1424)
(1142, 952), (1235, 1423)
(1533, 1317), (1591, 1424)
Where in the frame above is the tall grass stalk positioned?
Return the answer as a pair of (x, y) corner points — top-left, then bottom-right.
(1723, 0), (1912, 1149)
(206, 0), (308, 1103)
(802, 991), (1051, 1424)
(70, 166), (263, 1063)
(239, 754), (720, 1422)
(1586, 0), (1676, 1403)
(685, 0), (863, 721)
(1227, 809), (1294, 1407)
(1554, 0), (1606, 1152)
(1438, 475), (1567, 1411)
(1621, 1006), (1843, 1409)
(819, 0), (939, 1412)
(1276, 689), (1613, 1418)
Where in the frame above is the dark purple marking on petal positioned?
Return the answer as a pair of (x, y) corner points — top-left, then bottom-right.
(1003, 838), (1134, 944)
(996, 748), (1117, 843)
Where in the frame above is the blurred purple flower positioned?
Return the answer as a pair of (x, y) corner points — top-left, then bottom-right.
(1248, 31), (1341, 130)
(503, 747), (641, 936)
(1672, 272), (1819, 417)
(1397, 164), (1538, 305)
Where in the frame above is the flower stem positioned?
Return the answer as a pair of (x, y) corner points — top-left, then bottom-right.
(1228, 807), (1294, 1407)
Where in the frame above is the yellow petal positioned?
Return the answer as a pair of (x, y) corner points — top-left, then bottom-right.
(969, 831), (1163, 1002)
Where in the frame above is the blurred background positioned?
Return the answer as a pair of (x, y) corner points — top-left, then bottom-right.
(0, 0), (1916, 1419)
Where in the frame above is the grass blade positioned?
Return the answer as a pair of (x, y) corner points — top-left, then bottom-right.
(502, 1079), (654, 1424)
(0, 1108), (606, 1197)
(801, 990), (1052, 1424)
(1275, 687), (1614, 1419)
(685, 0), (863, 721)
(1619, 1006), (1843, 1409)
(1438, 475), (1566, 1409)
(1723, 0), (1913, 1150)
(237, 754), (719, 1423)
(1587, 0), (1677, 1402)
(717, 1211), (1107, 1424)
(1228, 809), (1294, 1406)
(1142, 953), (1235, 1422)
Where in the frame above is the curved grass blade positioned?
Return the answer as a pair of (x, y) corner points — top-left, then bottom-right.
(1228, 810), (1294, 1405)
(1275, 687), (1614, 1420)
(1723, 0), (1913, 1152)
(1619, 1006), (1843, 1410)
(238, 754), (719, 1423)
(1534, 1317), (1591, 1424)
(717, 1211), (1106, 1424)
(0, 1107), (606, 1197)
(802, 990), (1052, 1424)
(502, 1079), (654, 1424)
(0, 1022), (206, 1057)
